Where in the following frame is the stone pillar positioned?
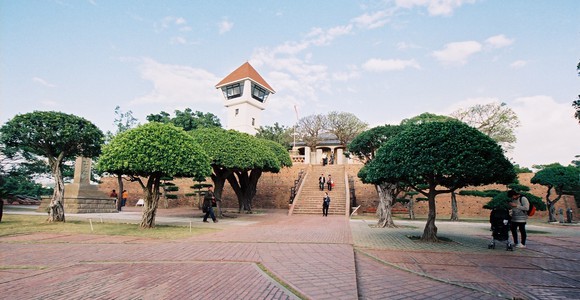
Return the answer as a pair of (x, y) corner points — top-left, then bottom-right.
(337, 148), (344, 165)
(315, 148), (322, 165)
(304, 147), (311, 164)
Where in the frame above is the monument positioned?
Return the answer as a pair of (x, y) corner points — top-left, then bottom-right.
(38, 156), (117, 213)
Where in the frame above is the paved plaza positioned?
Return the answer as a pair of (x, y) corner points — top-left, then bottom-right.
(1, 206), (579, 300)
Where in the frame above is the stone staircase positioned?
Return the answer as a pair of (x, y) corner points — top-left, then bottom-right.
(291, 164), (348, 216)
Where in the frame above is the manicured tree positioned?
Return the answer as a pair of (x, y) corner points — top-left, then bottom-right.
(227, 139), (292, 212)
(0, 111), (104, 222)
(349, 125), (403, 227)
(190, 128), (288, 213)
(366, 120), (515, 241)
(98, 122), (211, 228)
(531, 164), (580, 222)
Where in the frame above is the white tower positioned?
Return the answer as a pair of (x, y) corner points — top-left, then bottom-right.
(215, 62), (275, 135)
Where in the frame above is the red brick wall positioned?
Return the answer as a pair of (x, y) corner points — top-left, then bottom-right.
(97, 167), (578, 218)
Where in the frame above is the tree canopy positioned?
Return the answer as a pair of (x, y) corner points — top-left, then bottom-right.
(0, 111), (104, 222)
(531, 164), (580, 222)
(364, 120), (515, 241)
(255, 122), (293, 149)
(348, 125), (403, 162)
(146, 108), (221, 131)
(98, 122), (211, 227)
(189, 128), (290, 212)
(349, 124), (405, 227)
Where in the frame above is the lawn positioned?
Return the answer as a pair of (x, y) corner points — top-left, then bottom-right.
(0, 214), (218, 240)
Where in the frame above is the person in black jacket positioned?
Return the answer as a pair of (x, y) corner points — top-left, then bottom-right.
(322, 192), (330, 217)
(202, 186), (218, 223)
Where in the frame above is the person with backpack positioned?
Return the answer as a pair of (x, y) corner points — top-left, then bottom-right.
(202, 186), (218, 223)
(508, 190), (529, 248)
(322, 192), (330, 217)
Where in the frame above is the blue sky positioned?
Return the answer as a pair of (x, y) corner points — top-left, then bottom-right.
(1, 0), (579, 169)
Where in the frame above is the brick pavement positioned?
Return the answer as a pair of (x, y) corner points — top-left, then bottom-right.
(1, 207), (579, 299)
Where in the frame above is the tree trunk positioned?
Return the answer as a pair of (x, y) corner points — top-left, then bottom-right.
(116, 174), (124, 211)
(140, 175), (161, 228)
(0, 199), (3, 222)
(48, 156), (65, 222)
(376, 183), (397, 228)
(227, 169), (262, 213)
(450, 191), (459, 221)
(211, 167), (231, 218)
(421, 187), (438, 242)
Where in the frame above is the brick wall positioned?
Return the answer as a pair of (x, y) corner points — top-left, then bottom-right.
(97, 167), (578, 218)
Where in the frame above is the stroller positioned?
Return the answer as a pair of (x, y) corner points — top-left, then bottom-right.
(488, 207), (514, 251)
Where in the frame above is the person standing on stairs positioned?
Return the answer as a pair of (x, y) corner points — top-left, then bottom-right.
(319, 173), (326, 191)
(327, 174), (333, 191)
(322, 192), (331, 217)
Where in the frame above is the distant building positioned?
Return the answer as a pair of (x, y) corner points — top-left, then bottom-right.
(215, 62), (275, 135)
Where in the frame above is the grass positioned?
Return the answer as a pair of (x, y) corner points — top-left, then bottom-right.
(0, 215), (218, 240)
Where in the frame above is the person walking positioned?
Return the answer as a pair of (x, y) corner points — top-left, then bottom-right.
(327, 174), (333, 191)
(508, 190), (529, 248)
(322, 192), (330, 217)
(318, 173), (326, 191)
(202, 186), (218, 223)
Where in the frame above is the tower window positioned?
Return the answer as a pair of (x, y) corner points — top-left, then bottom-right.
(252, 118), (255, 126)
(251, 84), (268, 102)
(223, 83), (243, 99)
(235, 108), (239, 116)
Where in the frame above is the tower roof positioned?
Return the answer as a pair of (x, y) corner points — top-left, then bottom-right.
(215, 62), (275, 93)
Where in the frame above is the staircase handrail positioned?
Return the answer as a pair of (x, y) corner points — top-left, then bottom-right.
(288, 165), (311, 216)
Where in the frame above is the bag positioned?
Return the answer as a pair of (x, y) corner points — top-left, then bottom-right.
(202, 205), (208, 213)
(527, 202), (536, 216)
(211, 199), (217, 207)
(521, 197), (535, 216)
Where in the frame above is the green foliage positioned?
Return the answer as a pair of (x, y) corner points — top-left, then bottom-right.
(348, 125), (403, 162)
(189, 128), (280, 172)
(458, 189), (502, 198)
(362, 120), (516, 189)
(165, 194), (178, 199)
(531, 165), (580, 194)
(0, 111), (104, 161)
(147, 109), (221, 131)
(484, 191), (545, 210)
(256, 122), (293, 149)
(399, 112), (454, 126)
(0, 173), (52, 198)
(97, 122), (211, 179)
(507, 183), (530, 192)
(513, 164), (533, 173)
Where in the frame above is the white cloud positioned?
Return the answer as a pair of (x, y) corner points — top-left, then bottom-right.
(306, 25), (353, 46)
(485, 34), (514, 49)
(130, 58), (221, 106)
(395, 0), (477, 16)
(396, 41), (421, 50)
(442, 96), (580, 168)
(170, 36), (187, 45)
(432, 41), (482, 65)
(155, 16), (190, 32)
(362, 58), (421, 72)
(509, 95), (580, 167)
(32, 77), (56, 88)
(351, 10), (393, 29)
(218, 19), (233, 34)
(510, 60), (528, 68)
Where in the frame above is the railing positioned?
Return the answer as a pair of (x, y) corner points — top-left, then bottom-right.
(289, 169), (305, 204)
(291, 155), (305, 163)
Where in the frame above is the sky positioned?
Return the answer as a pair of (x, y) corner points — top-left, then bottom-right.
(1, 0), (579, 169)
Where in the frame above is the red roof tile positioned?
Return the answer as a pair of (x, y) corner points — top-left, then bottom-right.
(215, 62), (274, 93)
